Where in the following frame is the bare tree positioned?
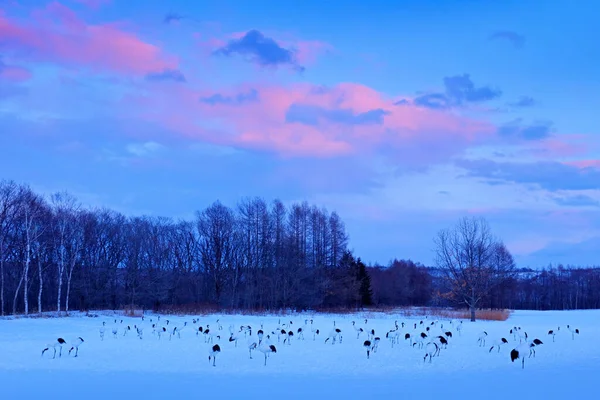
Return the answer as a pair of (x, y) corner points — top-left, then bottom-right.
(329, 211), (348, 268)
(0, 181), (19, 316)
(2, 179), (363, 314)
(12, 187), (46, 315)
(434, 216), (515, 321)
(35, 215), (52, 314)
(51, 192), (81, 313)
(196, 201), (237, 305)
(64, 212), (83, 313)
(37, 242), (45, 314)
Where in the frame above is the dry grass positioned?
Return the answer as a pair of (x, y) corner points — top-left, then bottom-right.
(1, 306), (512, 322)
(154, 303), (221, 316)
(11, 314), (54, 320)
(1, 311), (71, 320)
(404, 308), (512, 321)
(458, 309), (511, 321)
(143, 305), (511, 322)
(124, 309), (144, 318)
(121, 306), (144, 317)
(157, 304), (298, 317)
(316, 307), (512, 322)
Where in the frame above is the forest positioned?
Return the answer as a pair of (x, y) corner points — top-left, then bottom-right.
(1, 179), (599, 316)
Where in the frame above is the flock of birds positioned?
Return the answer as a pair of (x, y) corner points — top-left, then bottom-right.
(41, 314), (581, 370)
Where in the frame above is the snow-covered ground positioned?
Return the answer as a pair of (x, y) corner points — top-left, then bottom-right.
(1, 310), (597, 399)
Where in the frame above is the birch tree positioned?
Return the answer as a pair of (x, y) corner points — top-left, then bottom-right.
(64, 211), (83, 313)
(35, 221), (52, 314)
(51, 192), (81, 312)
(12, 187), (46, 315)
(37, 241), (45, 314)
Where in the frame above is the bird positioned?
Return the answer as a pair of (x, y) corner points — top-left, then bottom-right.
(208, 344), (221, 367)
(68, 337), (85, 357)
(41, 338), (67, 359)
(258, 343), (277, 366)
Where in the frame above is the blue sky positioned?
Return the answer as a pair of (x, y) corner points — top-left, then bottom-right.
(1, 0), (599, 267)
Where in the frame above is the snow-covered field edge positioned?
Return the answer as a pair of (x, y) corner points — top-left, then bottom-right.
(1, 309), (598, 399)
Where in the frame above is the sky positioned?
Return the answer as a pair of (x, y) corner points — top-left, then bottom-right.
(1, 0), (599, 268)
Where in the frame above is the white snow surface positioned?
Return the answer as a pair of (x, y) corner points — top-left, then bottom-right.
(0, 309), (597, 399)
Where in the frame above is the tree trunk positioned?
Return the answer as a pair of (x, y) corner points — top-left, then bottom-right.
(57, 271), (63, 312)
(57, 245), (65, 313)
(0, 242), (4, 316)
(469, 287), (477, 322)
(66, 267), (73, 313)
(24, 239), (30, 315)
(13, 272), (23, 315)
(38, 256), (43, 314)
(65, 252), (78, 313)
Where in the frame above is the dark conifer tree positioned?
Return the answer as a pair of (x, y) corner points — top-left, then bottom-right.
(357, 258), (373, 306)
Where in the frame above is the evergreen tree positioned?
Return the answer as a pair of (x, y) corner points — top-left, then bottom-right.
(357, 258), (373, 306)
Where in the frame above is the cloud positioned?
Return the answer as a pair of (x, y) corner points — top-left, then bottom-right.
(285, 104), (389, 126)
(489, 31), (526, 48)
(524, 135), (594, 159)
(212, 30), (304, 71)
(455, 158), (600, 191)
(0, 59), (31, 82)
(413, 74), (501, 110)
(292, 39), (332, 65)
(566, 160), (600, 168)
(508, 96), (536, 108)
(200, 89), (259, 105)
(126, 141), (165, 157)
(145, 69), (186, 83)
(443, 74), (502, 103)
(162, 12), (201, 25)
(497, 119), (552, 141)
(412, 93), (450, 110)
(553, 194), (599, 207)
(163, 12), (184, 24)
(189, 142), (241, 156)
(0, 83), (28, 99)
(394, 99), (410, 106)
(124, 81), (494, 166)
(0, 3), (177, 75)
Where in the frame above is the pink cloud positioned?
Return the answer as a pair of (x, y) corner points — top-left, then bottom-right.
(283, 39), (333, 65)
(526, 135), (591, 158)
(122, 81), (495, 165)
(564, 159), (600, 168)
(196, 36), (227, 55)
(0, 64), (31, 82)
(0, 3), (177, 74)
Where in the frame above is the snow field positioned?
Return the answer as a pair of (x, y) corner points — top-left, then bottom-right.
(0, 309), (598, 399)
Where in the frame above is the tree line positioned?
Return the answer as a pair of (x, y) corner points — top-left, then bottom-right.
(368, 217), (599, 317)
(0, 180), (365, 315)
(482, 266), (600, 311)
(1, 180), (598, 316)
(368, 261), (600, 312)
